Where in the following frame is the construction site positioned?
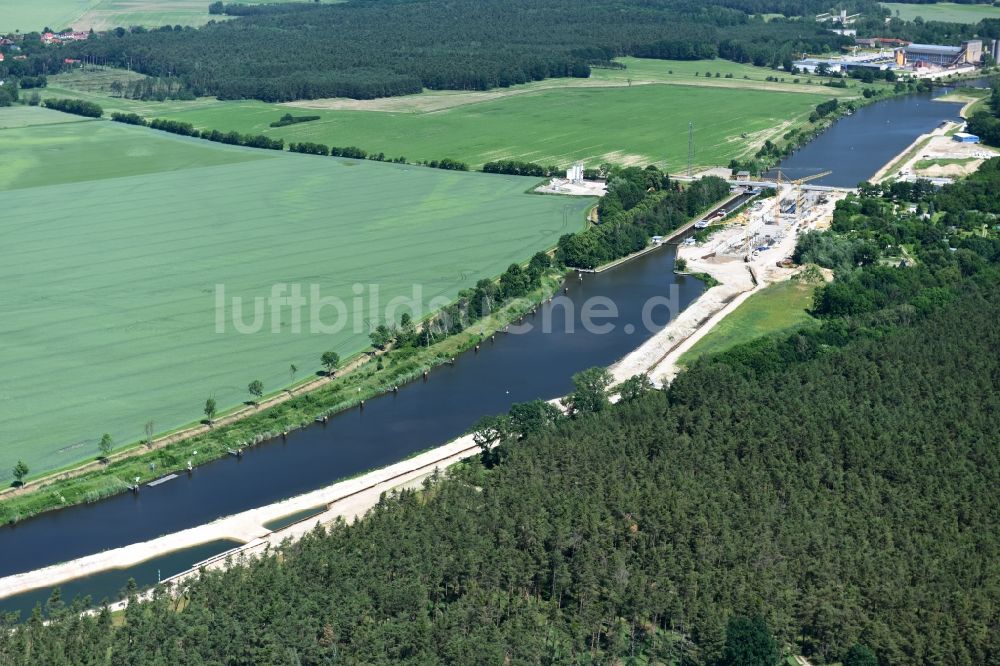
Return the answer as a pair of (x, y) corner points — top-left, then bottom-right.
(684, 170), (841, 263)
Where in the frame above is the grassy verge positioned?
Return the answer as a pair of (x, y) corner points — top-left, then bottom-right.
(678, 278), (819, 365)
(686, 271), (721, 288)
(0, 272), (566, 525)
(915, 157), (977, 170)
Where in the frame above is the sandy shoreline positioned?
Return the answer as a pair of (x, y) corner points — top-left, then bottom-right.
(0, 194), (822, 608)
(0, 436), (481, 601)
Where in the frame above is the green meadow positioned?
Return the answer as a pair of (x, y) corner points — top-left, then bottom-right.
(0, 0), (95, 32)
(0, 105), (91, 129)
(679, 280), (818, 365)
(0, 106), (591, 479)
(43, 57), (859, 170)
(881, 2), (1000, 23)
(0, 0), (311, 32)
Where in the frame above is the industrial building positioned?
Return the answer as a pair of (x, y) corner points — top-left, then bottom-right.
(565, 163), (584, 184)
(901, 41), (982, 67)
(792, 58), (843, 74)
(953, 133), (980, 144)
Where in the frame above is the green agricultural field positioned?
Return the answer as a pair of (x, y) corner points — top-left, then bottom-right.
(679, 279), (818, 365)
(881, 2), (1000, 23)
(44, 57), (851, 171)
(0, 106), (590, 479)
(0, 0), (96, 32)
(0, 105), (92, 129)
(0, 0), (313, 32)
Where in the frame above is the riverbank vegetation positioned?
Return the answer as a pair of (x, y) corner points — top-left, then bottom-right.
(557, 167), (730, 268)
(0, 110), (589, 484)
(678, 277), (820, 365)
(967, 79), (1000, 146)
(3, 160), (998, 665)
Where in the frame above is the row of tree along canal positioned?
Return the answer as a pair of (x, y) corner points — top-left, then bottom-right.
(0, 79), (977, 592)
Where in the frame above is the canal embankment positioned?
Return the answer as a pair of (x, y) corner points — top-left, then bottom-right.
(0, 435), (482, 605)
(1, 74), (984, 614)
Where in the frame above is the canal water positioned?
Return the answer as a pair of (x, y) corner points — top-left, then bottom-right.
(0, 79), (979, 609)
(774, 83), (970, 187)
(0, 242), (705, 581)
(0, 539), (240, 619)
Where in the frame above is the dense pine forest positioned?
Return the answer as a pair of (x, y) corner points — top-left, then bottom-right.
(2, 160), (998, 663)
(55, 0), (854, 102)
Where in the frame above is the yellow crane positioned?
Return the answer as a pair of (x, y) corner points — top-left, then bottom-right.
(793, 170), (832, 223)
(770, 170), (787, 226)
(770, 170), (833, 225)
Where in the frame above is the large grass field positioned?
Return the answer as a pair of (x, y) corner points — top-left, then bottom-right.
(679, 279), (818, 365)
(43, 58), (861, 171)
(0, 0), (312, 32)
(881, 2), (1000, 23)
(0, 106), (590, 479)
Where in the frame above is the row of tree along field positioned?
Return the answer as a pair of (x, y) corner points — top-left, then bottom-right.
(7, 350), (340, 488)
(3, 159), (998, 664)
(111, 111), (475, 169)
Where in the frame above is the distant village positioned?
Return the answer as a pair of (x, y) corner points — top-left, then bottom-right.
(0, 29), (90, 66)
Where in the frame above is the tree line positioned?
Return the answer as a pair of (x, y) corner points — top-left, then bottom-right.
(483, 160), (560, 177)
(112, 114), (284, 150)
(370, 253), (552, 352)
(558, 166), (730, 268)
(288, 140), (467, 169)
(41, 98), (103, 118)
(56, 0), (851, 102)
(967, 79), (1000, 147)
(2, 159), (996, 664)
(269, 112), (320, 128)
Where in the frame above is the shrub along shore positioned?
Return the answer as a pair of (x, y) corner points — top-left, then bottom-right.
(0, 157), (725, 525)
(0, 269), (566, 525)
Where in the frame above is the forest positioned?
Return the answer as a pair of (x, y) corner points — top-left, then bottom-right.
(967, 79), (1000, 146)
(557, 167), (730, 268)
(49, 0), (852, 102)
(855, 12), (1000, 44)
(0, 161), (997, 664)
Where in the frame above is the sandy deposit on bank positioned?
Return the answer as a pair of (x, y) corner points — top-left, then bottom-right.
(0, 436), (481, 601)
(612, 191), (838, 385)
(2, 192), (835, 609)
(610, 255), (755, 386)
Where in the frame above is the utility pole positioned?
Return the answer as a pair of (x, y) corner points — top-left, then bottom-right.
(687, 122), (695, 178)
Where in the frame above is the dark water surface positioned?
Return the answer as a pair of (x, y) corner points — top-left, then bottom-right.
(0, 243), (704, 580)
(0, 80), (977, 594)
(0, 539), (240, 620)
(774, 85), (968, 187)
